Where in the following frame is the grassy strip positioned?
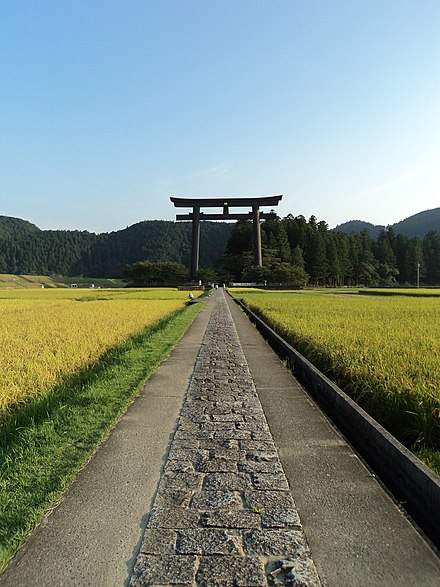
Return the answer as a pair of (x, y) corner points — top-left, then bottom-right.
(0, 302), (202, 572)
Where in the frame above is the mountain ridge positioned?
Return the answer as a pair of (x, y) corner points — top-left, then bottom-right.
(3, 206), (438, 241)
(333, 207), (440, 238)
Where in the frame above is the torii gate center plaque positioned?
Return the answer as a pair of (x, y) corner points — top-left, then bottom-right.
(170, 195), (283, 279)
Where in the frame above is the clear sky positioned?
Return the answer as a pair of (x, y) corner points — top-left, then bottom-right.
(1, 0), (439, 233)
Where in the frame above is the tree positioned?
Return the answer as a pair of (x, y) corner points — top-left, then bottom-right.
(305, 216), (328, 285)
(357, 229), (379, 286)
(393, 233), (411, 284)
(225, 220), (253, 255)
(272, 263), (296, 283)
(282, 214), (309, 251)
(326, 235), (341, 286)
(290, 245), (309, 286)
(407, 238), (425, 286)
(333, 232), (352, 286)
(241, 264), (272, 283)
(197, 267), (220, 284)
(262, 217), (291, 263)
(124, 261), (189, 286)
(375, 229), (399, 285)
(423, 231), (440, 285)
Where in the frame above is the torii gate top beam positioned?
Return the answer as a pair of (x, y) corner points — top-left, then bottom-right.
(170, 195), (282, 209)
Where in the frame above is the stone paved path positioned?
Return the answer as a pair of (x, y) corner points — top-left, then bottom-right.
(129, 291), (321, 586)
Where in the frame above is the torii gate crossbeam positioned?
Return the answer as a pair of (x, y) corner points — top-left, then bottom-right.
(170, 195), (283, 279)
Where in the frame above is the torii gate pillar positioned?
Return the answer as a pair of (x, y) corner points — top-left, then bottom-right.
(191, 206), (200, 281)
(252, 205), (262, 266)
(170, 195), (283, 279)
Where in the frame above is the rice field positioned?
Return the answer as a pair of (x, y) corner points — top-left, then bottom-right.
(232, 289), (440, 464)
(0, 287), (201, 572)
(0, 288), (190, 413)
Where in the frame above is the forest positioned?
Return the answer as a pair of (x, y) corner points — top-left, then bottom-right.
(1, 213), (439, 286)
(215, 215), (440, 287)
(0, 218), (232, 279)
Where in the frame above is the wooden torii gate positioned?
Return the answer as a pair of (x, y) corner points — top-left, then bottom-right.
(170, 195), (283, 279)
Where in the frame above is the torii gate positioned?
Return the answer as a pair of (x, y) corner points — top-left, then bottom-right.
(170, 195), (283, 279)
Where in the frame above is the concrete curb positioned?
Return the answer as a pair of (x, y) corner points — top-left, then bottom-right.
(231, 294), (440, 550)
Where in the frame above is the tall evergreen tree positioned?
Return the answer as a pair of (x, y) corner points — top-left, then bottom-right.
(375, 229), (399, 285)
(304, 216), (327, 285)
(423, 231), (440, 285)
(262, 217), (291, 263)
(357, 229), (379, 286)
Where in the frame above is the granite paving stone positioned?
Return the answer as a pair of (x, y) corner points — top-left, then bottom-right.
(260, 508), (302, 529)
(154, 486), (194, 508)
(251, 473), (290, 492)
(176, 529), (243, 555)
(130, 555), (197, 586)
(244, 491), (296, 510)
(167, 447), (209, 462)
(196, 556), (267, 587)
(164, 461), (195, 474)
(214, 429), (252, 440)
(207, 448), (243, 461)
(139, 528), (176, 555)
(245, 450), (279, 462)
(200, 439), (239, 450)
(268, 558), (324, 587)
(196, 458), (239, 473)
(148, 508), (201, 529)
(129, 290), (321, 586)
(242, 529), (308, 557)
(158, 471), (203, 492)
(202, 472), (248, 492)
(240, 440), (278, 452)
(201, 511), (262, 529)
(199, 421), (237, 430)
(190, 490), (243, 510)
(238, 461), (284, 475)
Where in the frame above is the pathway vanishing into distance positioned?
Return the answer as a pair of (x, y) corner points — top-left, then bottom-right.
(1, 288), (440, 586)
(129, 292), (320, 586)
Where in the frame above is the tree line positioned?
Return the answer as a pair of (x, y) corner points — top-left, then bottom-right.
(1, 213), (439, 286)
(215, 215), (440, 287)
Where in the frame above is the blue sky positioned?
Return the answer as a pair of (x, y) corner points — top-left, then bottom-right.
(1, 0), (439, 233)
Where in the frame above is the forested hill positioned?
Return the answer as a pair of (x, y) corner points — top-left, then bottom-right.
(393, 208), (440, 238)
(0, 217), (233, 278)
(0, 216), (41, 238)
(332, 220), (385, 239)
(334, 207), (440, 238)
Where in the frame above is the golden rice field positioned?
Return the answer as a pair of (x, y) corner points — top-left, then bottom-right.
(0, 288), (190, 413)
(233, 289), (440, 454)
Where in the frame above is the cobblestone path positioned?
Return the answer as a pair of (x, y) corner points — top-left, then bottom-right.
(130, 291), (321, 586)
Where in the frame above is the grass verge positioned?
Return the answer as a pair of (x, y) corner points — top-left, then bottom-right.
(0, 302), (202, 573)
